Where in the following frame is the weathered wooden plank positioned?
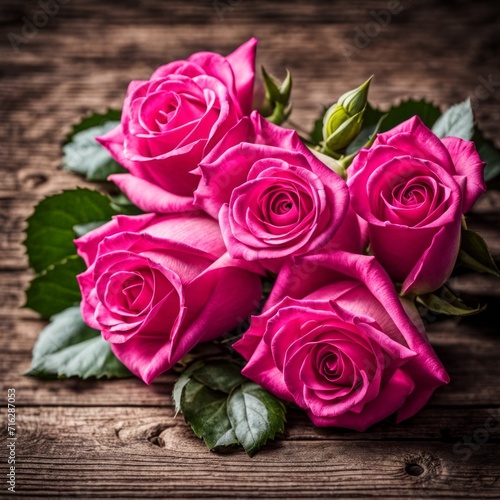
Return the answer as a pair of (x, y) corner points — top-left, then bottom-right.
(6, 405), (500, 443)
(1, 407), (499, 498)
(1, 1), (500, 138)
(0, 273), (32, 312)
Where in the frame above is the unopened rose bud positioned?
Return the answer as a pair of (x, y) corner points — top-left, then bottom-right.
(322, 76), (372, 154)
(339, 75), (372, 116)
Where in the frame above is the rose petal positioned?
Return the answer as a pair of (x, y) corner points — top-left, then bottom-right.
(109, 174), (197, 213)
(377, 116), (455, 174)
(441, 136), (486, 212)
(401, 220), (461, 294)
(75, 213), (157, 265)
(96, 124), (137, 173)
(225, 38), (258, 115)
(309, 368), (415, 431)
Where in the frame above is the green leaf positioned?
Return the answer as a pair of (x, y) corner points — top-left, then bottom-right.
(174, 360), (286, 456)
(378, 98), (442, 132)
(181, 379), (238, 450)
(25, 255), (86, 318)
(416, 286), (485, 317)
(362, 102), (386, 127)
(172, 360), (205, 416)
(31, 307), (95, 364)
(457, 229), (500, 277)
(63, 110), (126, 181)
(72, 221), (108, 237)
(473, 130), (500, 182)
(25, 188), (118, 274)
(345, 124), (375, 156)
(25, 188), (119, 318)
(228, 382), (286, 457)
(64, 109), (121, 138)
(26, 307), (130, 379)
(432, 99), (474, 140)
(110, 193), (143, 215)
(192, 360), (246, 394)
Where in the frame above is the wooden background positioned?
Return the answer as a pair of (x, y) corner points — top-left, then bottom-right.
(1, 0), (500, 497)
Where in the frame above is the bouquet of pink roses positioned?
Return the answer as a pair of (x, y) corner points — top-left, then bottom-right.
(25, 39), (499, 456)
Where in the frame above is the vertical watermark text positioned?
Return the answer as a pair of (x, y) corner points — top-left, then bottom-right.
(6, 388), (16, 493)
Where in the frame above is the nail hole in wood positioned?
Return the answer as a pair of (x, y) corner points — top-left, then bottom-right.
(405, 463), (424, 476)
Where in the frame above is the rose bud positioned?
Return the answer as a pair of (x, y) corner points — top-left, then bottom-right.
(322, 76), (372, 155)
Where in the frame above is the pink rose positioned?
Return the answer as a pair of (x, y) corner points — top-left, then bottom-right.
(98, 39), (258, 213)
(150, 38), (257, 117)
(75, 212), (262, 384)
(348, 116), (486, 294)
(194, 111), (350, 270)
(234, 251), (449, 431)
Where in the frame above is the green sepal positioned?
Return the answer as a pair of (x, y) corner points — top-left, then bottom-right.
(322, 108), (364, 154)
(260, 66), (293, 125)
(337, 76), (372, 117)
(261, 66), (292, 105)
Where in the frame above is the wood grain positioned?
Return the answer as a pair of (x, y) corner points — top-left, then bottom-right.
(1, 0), (500, 497)
(2, 407), (500, 498)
